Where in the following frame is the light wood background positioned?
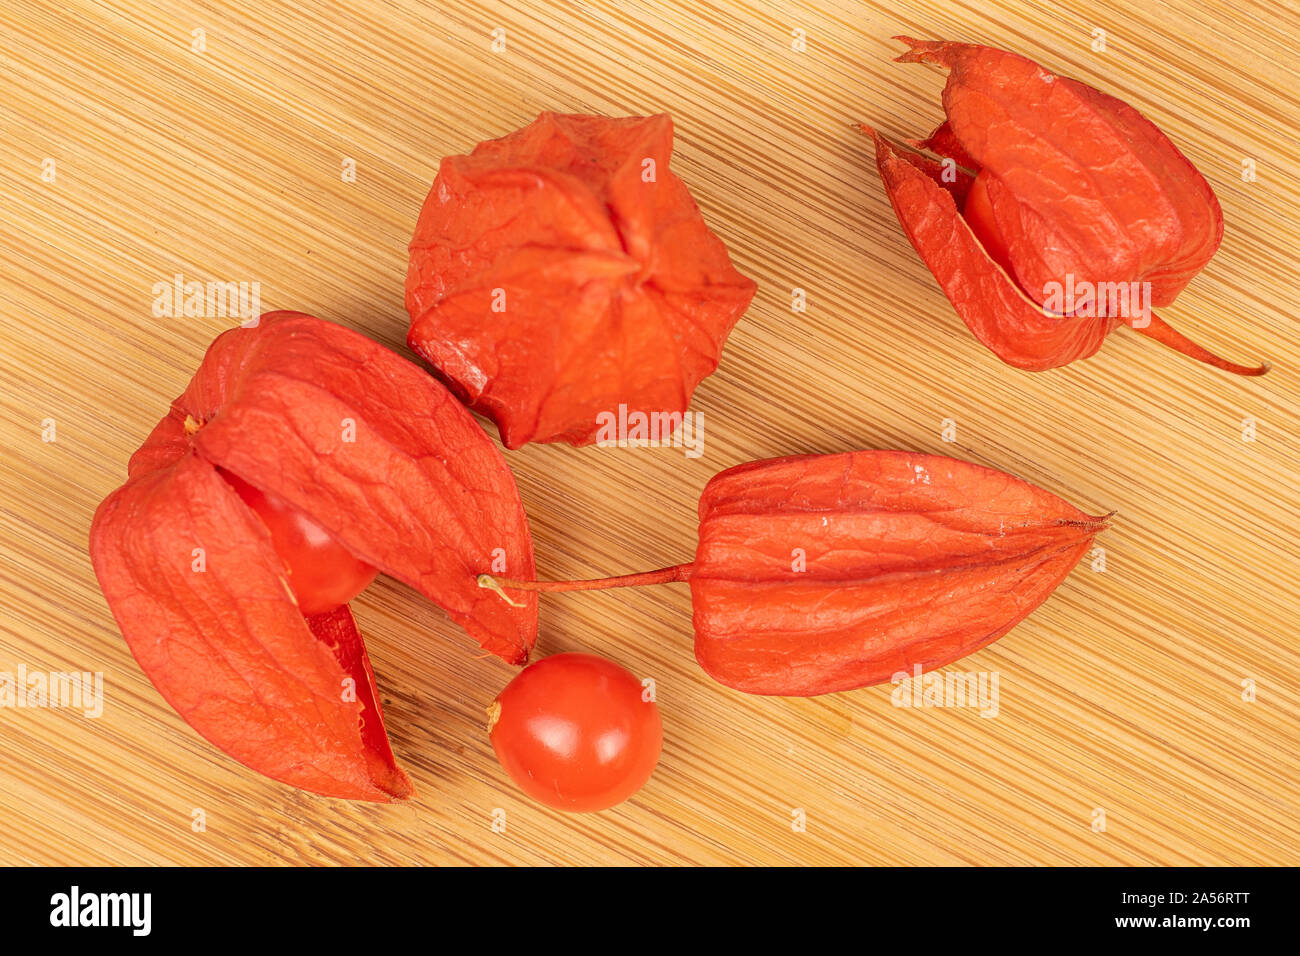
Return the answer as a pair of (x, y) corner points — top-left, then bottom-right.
(1, 0), (1296, 866)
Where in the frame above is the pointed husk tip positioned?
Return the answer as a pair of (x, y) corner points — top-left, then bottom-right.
(1135, 314), (1269, 376)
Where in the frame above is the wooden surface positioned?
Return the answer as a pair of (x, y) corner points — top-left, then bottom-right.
(1, 0), (1297, 866)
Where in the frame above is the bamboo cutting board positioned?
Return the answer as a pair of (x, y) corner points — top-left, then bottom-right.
(1, 0), (1296, 866)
